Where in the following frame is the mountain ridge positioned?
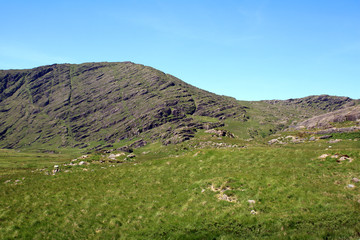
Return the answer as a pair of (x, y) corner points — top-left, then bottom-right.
(0, 62), (247, 148)
(0, 61), (358, 149)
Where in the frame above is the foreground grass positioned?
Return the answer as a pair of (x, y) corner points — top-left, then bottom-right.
(1, 139), (360, 239)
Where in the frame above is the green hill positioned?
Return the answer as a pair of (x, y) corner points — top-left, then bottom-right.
(1, 62), (357, 150)
(0, 62), (247, 149)
(1, 62), (360, 239)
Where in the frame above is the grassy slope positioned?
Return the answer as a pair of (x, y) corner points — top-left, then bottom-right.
(1, 133), (360, 239)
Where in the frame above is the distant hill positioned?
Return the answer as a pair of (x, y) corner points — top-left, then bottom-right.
(0, 62), (358, 149)
(295, 104), (360, 129)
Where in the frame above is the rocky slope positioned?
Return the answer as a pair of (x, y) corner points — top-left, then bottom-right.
(0, 62), (358, 149)
(264, 95), (355, 112)
(295, 105), (360, 129)
(0, 62), (247, 148)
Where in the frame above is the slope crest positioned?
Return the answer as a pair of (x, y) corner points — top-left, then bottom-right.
(0, 62), (247, 148)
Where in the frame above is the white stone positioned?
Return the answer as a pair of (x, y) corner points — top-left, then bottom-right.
(352, 178), (359, 183)
(250, 210), (258, 215)
(318, 154), (329, 159)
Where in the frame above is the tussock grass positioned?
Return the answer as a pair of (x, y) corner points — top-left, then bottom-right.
(1, 139), (360, 239)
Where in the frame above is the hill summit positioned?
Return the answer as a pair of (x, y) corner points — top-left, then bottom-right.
(1, 62), (358, 149)
(0, 62), (247, 148)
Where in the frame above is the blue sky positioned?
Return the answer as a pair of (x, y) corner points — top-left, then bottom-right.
(1, 0), (359, 100)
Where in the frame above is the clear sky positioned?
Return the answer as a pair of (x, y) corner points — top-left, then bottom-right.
(1, 0), (359, 100)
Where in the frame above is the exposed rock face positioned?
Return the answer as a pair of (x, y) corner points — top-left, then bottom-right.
(129, 139), (147, 148)
(265, 95), (355, 112)
(1, 62), (357, 149)
(295, 105), (360, 129)
(0, 62), (247, 148)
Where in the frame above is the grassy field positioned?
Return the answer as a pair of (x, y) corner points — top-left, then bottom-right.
(1, 133), (360, 239)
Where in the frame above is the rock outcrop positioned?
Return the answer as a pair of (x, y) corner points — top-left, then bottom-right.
(295, 105), (360, 129)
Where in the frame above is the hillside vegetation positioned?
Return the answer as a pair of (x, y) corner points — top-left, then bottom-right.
(0, 62), (247, 149)
(1, 62), (360, 239)
(0, 62), (357, 150)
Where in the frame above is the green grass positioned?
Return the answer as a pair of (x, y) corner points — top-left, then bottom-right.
(1, 138), (360, 239)
(0, 148), (82, 176)
(331, 131), (360, 140)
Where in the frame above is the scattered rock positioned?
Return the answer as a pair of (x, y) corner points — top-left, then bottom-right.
(285, 136), (296, 140)
(291, 138), (304, 143)
(309, 136), (316, 141)
(127, 153), (136, 158)
(337, 155), (353, 163)
(196, 141), (243, 149)
(52, 165), (60, 174)
(79, 161), (89, 166)
(217, 193), (236, 202)
(248, 200), (256, 205)
(352, 178), (359, 183)
(347, 184), (355, 188)
(250, 210), (258, 215)
(319, 135), (332, 139)
(328, 139), (341, 144)
(205, 129), (235, 138)
(268, 139), (279, 144)
(318, 154), (330, 159)
(210, 184), (237, 202)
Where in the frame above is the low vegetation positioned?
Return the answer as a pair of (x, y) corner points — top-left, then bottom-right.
(1, 62), (360, 238)
(1, 130), (360, 239)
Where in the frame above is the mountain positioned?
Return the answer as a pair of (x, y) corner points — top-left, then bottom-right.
(0, 62), (358, 149)
(0, 62), (247, 149)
